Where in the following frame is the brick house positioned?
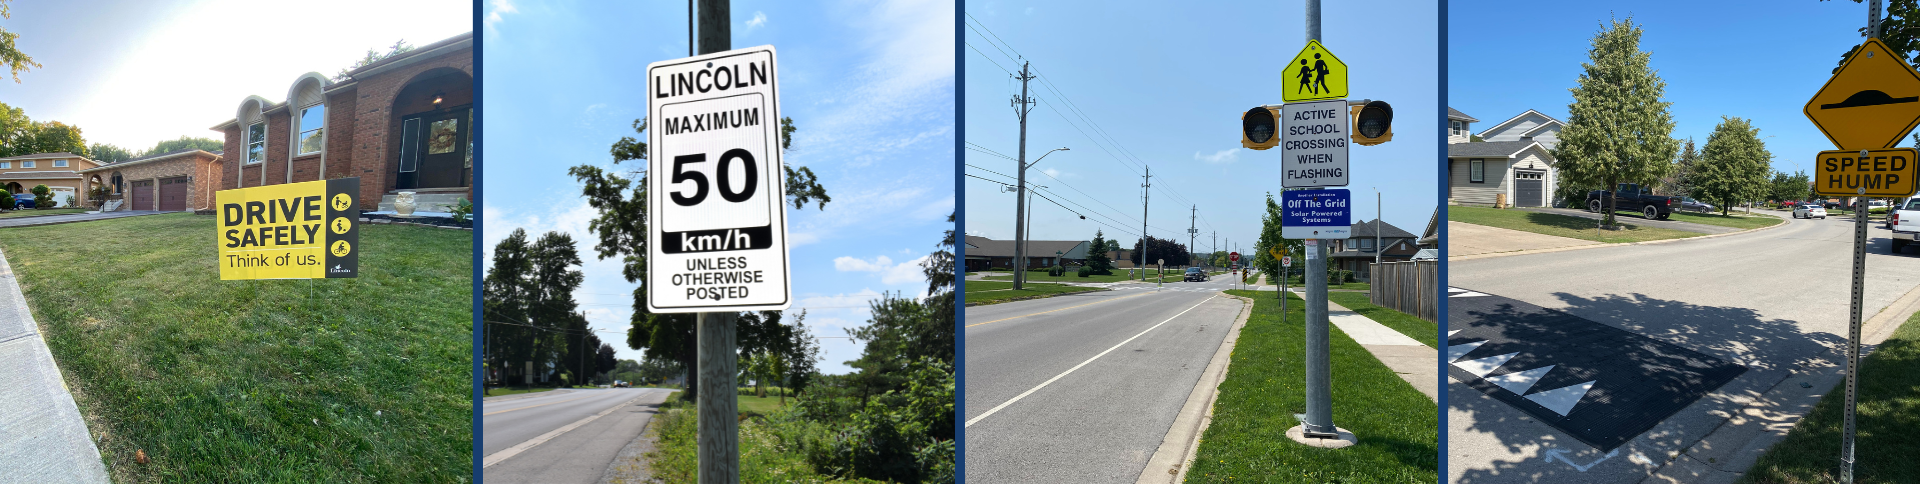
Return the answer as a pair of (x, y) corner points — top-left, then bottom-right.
(0, 152), (102, 207)
(209, 32), (472, 211)
(78, 149), (223, 212)
(963, 235), (1091, 271)
(1328, 218), (1421, 281)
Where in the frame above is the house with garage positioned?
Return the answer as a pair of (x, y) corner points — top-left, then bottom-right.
(1327, 218), (1421, 281)
(0, 152), (101, 207)
(210, 32), (472, 211)
(79, 149), (223, 212)
(1447, 108), (1564, 208)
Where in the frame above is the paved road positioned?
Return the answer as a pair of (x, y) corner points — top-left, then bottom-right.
(482, 388), (676, 484)
(964, 276), (1245, 483)
(0, 210), (161, 228)
(1448, 214), (1920, 483)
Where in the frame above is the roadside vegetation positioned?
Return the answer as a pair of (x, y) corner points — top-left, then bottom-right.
(1450, 206), (1700, 243)
(965, 280), (1103, 305)
(1740, 311), (1920, 484)
(0, 213), (472, 482)
(1328, 292), (1437, 347)
(1187, 290), (1437, 482)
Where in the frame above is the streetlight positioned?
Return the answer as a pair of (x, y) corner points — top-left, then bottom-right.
(1014, 147), (1069, 289)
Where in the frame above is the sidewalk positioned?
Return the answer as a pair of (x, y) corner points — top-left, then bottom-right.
(1448, 220), (1600, 257)
(1254, 273), (1437, 401)
(0, 247), (110, 483)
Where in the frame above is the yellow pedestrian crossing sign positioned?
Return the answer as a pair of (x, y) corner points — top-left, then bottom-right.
(1284, 40), (1347, 102)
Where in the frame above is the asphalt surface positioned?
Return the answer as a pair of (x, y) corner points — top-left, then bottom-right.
(482, 388), (675, 484)
(964, 277), (1245, 483)
(1448, 214), (1920, 483)
(0, 210), (161, 228)
(1516, 207), (1741, 234)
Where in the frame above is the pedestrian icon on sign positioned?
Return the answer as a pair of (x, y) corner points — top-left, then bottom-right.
(1297, 59), (1316, 95)
(1313, 53), (1331, 94)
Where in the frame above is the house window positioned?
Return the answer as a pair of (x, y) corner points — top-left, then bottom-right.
(1451, 120), (1465, 136)
(1470, 159), (1485, 183)
(53, 159), (67, 167)
(297, 104), (325, 155)
(1358, 239), (1375, 250)
(0, 162), (10, 169)
(247, 122), (266, 164)
(22, 161), (33, 168)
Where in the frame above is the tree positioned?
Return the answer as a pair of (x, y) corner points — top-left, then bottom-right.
(1550, 17), (1680, 227)
(1770, 170), (1812, 203)
(481, 229), (587, 387)
(1129, 235), (1188, 267)
(1693, 116), (1774, 215)
(596, 343), (618, 378)
(141, 136), (222, 157)
(21, 121), (86, 157)
(1660, 138), (1700, 198)
(1084, 230), (1115, 275)
(570, 116), (830, 401)
(845, 220), (955, 401)
(89, 143), (133, 163)
(0, 1), (38, 83)
(335, 40), (415, 81)
(1251, 192), (1302, 283)
(1822, 0), (1920, 72)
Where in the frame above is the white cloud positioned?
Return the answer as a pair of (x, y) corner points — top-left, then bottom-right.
(1041, 168), (1063, 178)
(830, 254), (929, 288)
(486, 0), (518, 33)
(1194, 149), (1238, 164)
(746, 11), (768, 30)
(834, 255), (895, 272)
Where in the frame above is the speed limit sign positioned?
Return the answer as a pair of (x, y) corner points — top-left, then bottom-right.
(646, 45), (791, 313)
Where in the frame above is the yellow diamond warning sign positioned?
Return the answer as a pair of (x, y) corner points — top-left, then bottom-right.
(1283, 40), (1347, 103)
(217, 178), (360, 280)
(1814, 148), (1920, 197)
(1805, 38), (1920, 150)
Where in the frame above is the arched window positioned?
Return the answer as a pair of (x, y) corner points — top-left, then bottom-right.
(289, 75), (326, 156)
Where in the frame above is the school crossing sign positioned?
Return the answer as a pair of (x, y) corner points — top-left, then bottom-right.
(1282, 40), (1347, 102)
(646, 45), (793, 313)
(217, 178), (359, 280)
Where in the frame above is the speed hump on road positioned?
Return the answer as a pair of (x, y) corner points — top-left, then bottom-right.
(1815, 148), (1920, 197)
(217, 177), (359, 280)
(646, 45), (792, 313)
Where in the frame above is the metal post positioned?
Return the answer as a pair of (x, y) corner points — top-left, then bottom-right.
(1012, 62), (1035, 290)
(1843, 191), (1868, 483)
(694, 5), (739, 483)
(1306, 0), (1321, 43)
(1304, 239), (1334, 436)
(696, 312), (738, 484)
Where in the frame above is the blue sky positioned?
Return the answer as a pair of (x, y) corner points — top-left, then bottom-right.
(0, 0), (469, 150)
(1450, 1), (1876, 176)
(964, 0), (1439, 256)
(482, 0), (953, 373)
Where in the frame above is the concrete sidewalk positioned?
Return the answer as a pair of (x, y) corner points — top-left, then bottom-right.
(1447, 220), (1601, 257)
(0, 210), (161, 229)
(1326, 299), (1438, 402)
(0, 247), (109, 483)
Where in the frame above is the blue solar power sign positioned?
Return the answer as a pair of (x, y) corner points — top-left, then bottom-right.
(1281, 189), (1351, 239)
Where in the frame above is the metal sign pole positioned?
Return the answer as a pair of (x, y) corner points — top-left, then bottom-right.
(1304, 239), (1335, 437)
(1844, 190), (1867, 483)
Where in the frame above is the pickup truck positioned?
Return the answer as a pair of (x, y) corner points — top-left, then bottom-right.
(1892, 196), (1920, 254)
(1586, 183), (1681, 220)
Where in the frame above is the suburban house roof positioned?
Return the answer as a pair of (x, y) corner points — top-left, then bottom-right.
(0, 152), (86, 161)
(1477, 109), (1565, 139)
(78, 149), (219, 174)
(1349, 218), (1418, 239)
(1419, 209), (1439, 247)
(964, 235), (1090, 259)
(1447, 140), (1541, 158)
(209, 32), (473, 130)
(0, 171), (80, 180)
(1448, 107), (1479, 122)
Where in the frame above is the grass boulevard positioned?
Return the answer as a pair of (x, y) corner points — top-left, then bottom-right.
(1449, 205), (1782, 243)
(0, 213), (472, 482)
(0, 208), (87, 219)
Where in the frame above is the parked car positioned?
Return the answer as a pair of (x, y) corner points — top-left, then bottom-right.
(1677, 197), (1714, 213)
(1184, 267), (1208, 282)
(1793, 203), (1827, 219)
(1587, 183), (1680, 220)
(9, 192), (32, 209)
(1892, 196), (1920, 254)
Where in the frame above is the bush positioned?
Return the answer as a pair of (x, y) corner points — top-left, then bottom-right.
(450, 197), (473, 222)
(0, 192), (14, 210)
(782, 359), (953, 483)
(30, 184), (52, 209)
(1047, 265), (1065, 277)
(1076, 266), (1092, 277)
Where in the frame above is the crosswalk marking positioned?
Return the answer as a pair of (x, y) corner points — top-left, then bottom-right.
(1525, 380), (1597, 416)
(1454, 352), (1518, 378)
(1448, 287), (1490, 298)
(1486, 365), (1555, 395)
(1446, 340), (1486, 362)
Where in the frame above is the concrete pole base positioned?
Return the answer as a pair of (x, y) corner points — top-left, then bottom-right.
(1285, 424), (1357, 449)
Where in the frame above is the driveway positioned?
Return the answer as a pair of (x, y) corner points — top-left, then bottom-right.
(1517, 207), (1741, 234)
(0, 211), (163, 229)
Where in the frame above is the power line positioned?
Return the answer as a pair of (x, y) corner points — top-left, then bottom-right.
(964, 42), (1013, 76)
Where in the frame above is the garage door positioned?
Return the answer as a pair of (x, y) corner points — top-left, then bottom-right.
(1515, 171), (1545, 207)
(130, 180), (153, 210)
(158, 177), (188, 212)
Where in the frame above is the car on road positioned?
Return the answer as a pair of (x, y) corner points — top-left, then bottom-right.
(1183, 267), (1208, 282)
(1587, 183), (1679, 220)
(1677, 196), (1714, 213)
(1892, 196), (1920, 254)
(1793, 203), (1828, 219)
(7, 192), (32, 209)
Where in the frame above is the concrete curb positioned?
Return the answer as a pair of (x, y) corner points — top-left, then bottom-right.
(1136, 293), (1253, 484)
(1450, 212), (1792, 262)
(1639, 281), (1920, 484)
(0, 211), (163, 229)
(0, 247), (110, 483)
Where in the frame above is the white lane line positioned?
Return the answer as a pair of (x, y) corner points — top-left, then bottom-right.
(966, 295), (1217, 428)
(482, 391), (653, 468)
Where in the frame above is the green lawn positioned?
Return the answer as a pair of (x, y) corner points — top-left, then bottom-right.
(736, 393), (789, 414)
(1740, 311), (1920, 484)
(0, 212), (472, 483)
(1186, 290), (1437, 483)
(1665, 211), (1785, 230)
(964, 280), (1103, 305)
(484, 387), (555, 398)
(981, 270), (1173, 284)
(1328, 292), (1437, 348)
(1450, 206), (1703, 243)
(0, 207), (87, 218)
(1275, 275), (1371, 291)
